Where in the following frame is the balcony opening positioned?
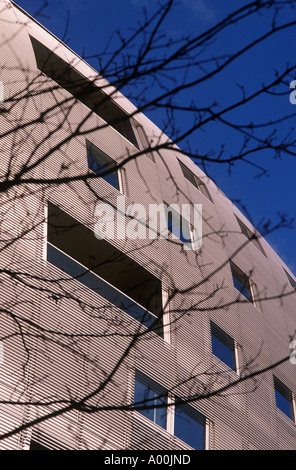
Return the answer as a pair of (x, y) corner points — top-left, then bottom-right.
(47, 203), (163, 335)
(30, 36), (139, 148)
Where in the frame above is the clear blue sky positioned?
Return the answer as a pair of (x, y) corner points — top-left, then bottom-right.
(14, 0), (296, 274)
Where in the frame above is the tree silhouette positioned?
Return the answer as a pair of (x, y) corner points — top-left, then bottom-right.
(0, 0), (295, 450)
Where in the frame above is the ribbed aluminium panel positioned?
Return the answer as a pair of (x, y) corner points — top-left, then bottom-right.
(131, 417), (171, 450)
(214, 418), (244, 450)
(277, 414), (296, 450)
(80, 426), (125, 450)
(239, 318), (271, 371)
(26, 411), (81, 450)
(245, 379), (278, 450)
(0, 383), (25, 450)
(1, 0), (296, 450)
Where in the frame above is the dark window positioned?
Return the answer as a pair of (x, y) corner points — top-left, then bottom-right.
(30, 36), (138, 147)
(210, 322), (236, 371)
(134, 371), (167, 429)
(179, 161), (212, 202)
(133, 371), (208, 449)
(230, 261), (253, 303)
(235, 216), (266, 256)
(283, 268), (296, 291)
(47, 203), (163, 336)
(134, 122), (155, 163)
(174, 401), (206, 450)
(29, 432), (66, 450)
(30, 441), (50, 450)
(86, 140), (119, 190)
(274, 376), (294, 420)
(164, 202), (192, 247)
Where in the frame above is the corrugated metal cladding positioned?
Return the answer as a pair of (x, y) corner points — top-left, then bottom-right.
(0, 0), (295, 450)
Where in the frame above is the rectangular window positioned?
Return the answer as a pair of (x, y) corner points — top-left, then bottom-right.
(47, 203), (163, 336)
(179, 161), (212, 202)
(274, 376), (295, 421)
(134, 122), (155, 163)
(30, 36), (139, 148)
(283, 268), (296, 291)
(210, 322), (236, 371)
(164, 202), (193, 248)
(230, 261), (254, 303)
(235, 216), (266, 256)
(174, 401), (206, 450)
(86, 140), (121, 191)
(133, 371), (207, 449)
(134, 371), (167, 429)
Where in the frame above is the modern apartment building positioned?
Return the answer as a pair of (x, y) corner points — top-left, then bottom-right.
(0, 0), (296, 450)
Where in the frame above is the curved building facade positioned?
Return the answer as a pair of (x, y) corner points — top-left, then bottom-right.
(0, 0), (295, 450)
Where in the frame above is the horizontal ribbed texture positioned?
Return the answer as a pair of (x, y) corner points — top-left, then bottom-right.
(0, 0), (295, 450)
